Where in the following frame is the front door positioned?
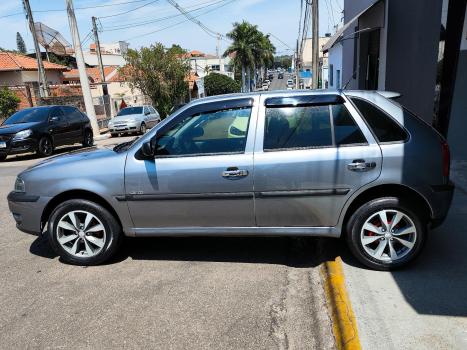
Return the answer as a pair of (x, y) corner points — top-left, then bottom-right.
(253, 94), (382, 227)
(125, 97), (258, 229)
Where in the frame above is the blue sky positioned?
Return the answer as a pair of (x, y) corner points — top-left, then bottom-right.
(0, 0), (343, 56)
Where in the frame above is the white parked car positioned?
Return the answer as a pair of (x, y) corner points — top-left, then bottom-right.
(108, 105), (160, 137)
(262, 83), (269, 91)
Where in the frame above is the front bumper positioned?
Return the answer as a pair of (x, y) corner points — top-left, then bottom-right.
(0, 137), (37, 158)
(109, 123), (139, 134)
(429, 182), (455, 228)
(7, 191), (50, 235)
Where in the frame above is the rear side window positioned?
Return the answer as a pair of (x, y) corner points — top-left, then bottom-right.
(350, 97), (408, 142)
(264, 104), (366, 151)
(264, 105), (332, 150)
(61, 106), (84, 122)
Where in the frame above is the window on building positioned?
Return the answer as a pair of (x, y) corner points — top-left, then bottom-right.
(329, 64), (334, 87)
(210, 65), (220, 71)
(336, 70), (341, 89)
(350, 97), (409, 143)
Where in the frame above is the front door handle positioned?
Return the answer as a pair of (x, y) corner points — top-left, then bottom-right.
(222, 168), (249, 178)
(347, 159), (376, 172)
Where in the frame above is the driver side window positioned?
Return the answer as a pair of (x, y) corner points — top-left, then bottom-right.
(155, 107), (252, 157)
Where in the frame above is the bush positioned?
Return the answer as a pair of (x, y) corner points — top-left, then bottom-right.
(204, 72), (240, 96)
(0, 88), (20, 121)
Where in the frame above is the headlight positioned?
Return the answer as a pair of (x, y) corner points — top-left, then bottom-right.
(13, 129), (32, 140)
(14, 177), (25, 193)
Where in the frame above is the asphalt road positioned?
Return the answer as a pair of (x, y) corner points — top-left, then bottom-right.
(0, 136), (335, 350)
(268, 73), (289, 91)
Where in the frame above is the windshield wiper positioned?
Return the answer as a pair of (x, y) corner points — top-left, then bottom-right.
(113, 137), (139, 153)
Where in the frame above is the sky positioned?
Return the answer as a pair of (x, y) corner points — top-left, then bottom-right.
(0, 0), (343, 56)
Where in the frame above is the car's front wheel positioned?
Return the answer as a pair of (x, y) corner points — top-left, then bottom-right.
(47, 199), (122, 265)
(346, 197), (426, 270)
(37, 136), (53, 157)
(0, 154), (7, 161)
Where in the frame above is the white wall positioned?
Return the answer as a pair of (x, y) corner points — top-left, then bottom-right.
(327, 43), (342, 89)
(190, 56), (233, 78)
(22, 70), (62, 85)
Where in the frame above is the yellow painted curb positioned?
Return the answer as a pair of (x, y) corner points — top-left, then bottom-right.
(321, 257), (361, 350)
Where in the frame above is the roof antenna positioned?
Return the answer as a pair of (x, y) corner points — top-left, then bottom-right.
(342, 68), (357, 90)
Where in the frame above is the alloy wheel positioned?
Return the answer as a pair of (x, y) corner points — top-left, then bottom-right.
(56, 210), (107, 258)
(360, 209), (417, 263)
(40, 138), (53, 155)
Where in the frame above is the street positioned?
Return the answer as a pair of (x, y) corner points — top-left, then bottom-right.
(0, 138), (335, 350)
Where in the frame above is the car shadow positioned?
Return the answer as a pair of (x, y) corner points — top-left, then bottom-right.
(3, 145), (85, 163)
(29, 235), (343, 269)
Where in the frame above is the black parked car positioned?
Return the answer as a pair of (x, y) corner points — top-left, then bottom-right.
(0, 105), (93, 161)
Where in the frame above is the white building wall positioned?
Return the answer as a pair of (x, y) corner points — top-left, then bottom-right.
(327, 43), (343, 89)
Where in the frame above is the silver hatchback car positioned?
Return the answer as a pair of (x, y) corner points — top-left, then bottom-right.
(7, 91), (454, 270)
(108, 105), (160, 136)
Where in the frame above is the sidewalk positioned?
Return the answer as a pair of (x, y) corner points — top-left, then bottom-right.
(341, 160), (467, 350)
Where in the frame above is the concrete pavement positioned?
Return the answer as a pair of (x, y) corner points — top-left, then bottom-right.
(0, 137), (336, 350)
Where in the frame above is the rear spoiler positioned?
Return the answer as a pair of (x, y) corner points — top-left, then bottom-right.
(376, 91), (401, 99)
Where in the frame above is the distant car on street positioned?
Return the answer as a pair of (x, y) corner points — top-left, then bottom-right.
(278, 73), (284, 79)
(7, 90), (454, 270)
(287, 79), (294, 88)
(262, 83), (269, 91)
(264, 79), (271, 86)
(0, 105), (93, 161)
(108, 105), (160, 137)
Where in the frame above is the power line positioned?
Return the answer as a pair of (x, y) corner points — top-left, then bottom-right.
(122, 0), (235, 41)
(0, 0), (152, 19)
(98, 0), (161, 19)
(101, 0), (227, 32)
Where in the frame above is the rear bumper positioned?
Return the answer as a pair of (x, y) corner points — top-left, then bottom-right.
(7, 191), (50, 235)
(429, 182), (455, 228)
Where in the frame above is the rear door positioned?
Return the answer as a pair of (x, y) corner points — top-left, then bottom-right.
(61, 106), (84, 143)
(253, 93), (382, 227)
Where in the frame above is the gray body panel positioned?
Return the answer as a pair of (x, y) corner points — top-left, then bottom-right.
(7, 90), (453, 238)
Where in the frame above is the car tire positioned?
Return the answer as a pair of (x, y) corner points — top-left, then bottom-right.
(110, 133), (118, 138)
(82, 129), (93, 147)
(0, 154), (7, 161)
(47, 199), (123, 266)
(140, 122), (147, 135)
(346, 197), (427, 271)
(37, 136), (54, 157)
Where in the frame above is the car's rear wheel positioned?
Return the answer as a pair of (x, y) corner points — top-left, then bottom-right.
(47, 199), (122, 265)
(110, 133), (118, 138)
(37, 136), (53, 157)
(82, 129), (93, 147)
(140, 122), (147, 135)
(0, 154), (7, 161)
(346, 197), (426, 270)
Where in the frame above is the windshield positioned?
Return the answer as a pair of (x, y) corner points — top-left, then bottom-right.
(2, 108), (49, 125)
(117, 107), (143, 116)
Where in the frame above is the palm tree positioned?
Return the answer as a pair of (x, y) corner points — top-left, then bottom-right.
(223, 21), (257, 92)
(224, 22), (276, 92)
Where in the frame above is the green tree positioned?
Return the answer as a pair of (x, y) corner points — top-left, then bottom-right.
(0, 88), (20, 121)
(167, 44), (186, 55)
(204, 72), (240, 96)
(224, 21), (275, 92)
(16, 32), (26, 54)
(122, 43), (190, 118)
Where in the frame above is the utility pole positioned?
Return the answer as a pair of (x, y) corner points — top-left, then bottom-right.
(311, 0), (319, 89)
(22, 0), (48, 97)
(92, 16), (110, 118)
(295, 39), (300, 89)
(65, 0), (100, 137)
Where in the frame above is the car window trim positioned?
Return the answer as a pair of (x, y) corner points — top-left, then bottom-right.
(155, 150), (245, 159)
(347, 96), (410, 144)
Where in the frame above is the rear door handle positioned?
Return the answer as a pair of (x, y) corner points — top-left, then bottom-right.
(347, 159), (376, 172)
(222, 168), (249, 178)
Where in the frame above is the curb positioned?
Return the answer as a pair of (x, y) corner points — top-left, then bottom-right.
(321, 257), (361, 350)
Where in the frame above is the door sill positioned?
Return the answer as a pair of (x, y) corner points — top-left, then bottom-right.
(129, 226), (340, 238)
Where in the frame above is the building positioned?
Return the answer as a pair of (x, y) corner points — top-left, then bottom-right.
(300, 37), (330, 87)
(186, 50), (233, 79)
(80, 41), (129, 67)
(323, 0), (467, 159)
(0, 51), (67, 86)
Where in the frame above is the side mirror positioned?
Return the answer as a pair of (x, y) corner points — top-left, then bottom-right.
(145, 111), (150, 115)
(141, 141), (154, 158)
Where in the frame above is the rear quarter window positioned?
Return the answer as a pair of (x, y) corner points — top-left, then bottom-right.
(350, 97), (408, 143)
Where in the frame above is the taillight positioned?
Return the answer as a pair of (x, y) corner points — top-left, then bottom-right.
(442, 142), (450, 178)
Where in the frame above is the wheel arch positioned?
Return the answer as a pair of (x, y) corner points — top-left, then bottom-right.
(341, 184), (433, 235)
(41, 189), (122, 231)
